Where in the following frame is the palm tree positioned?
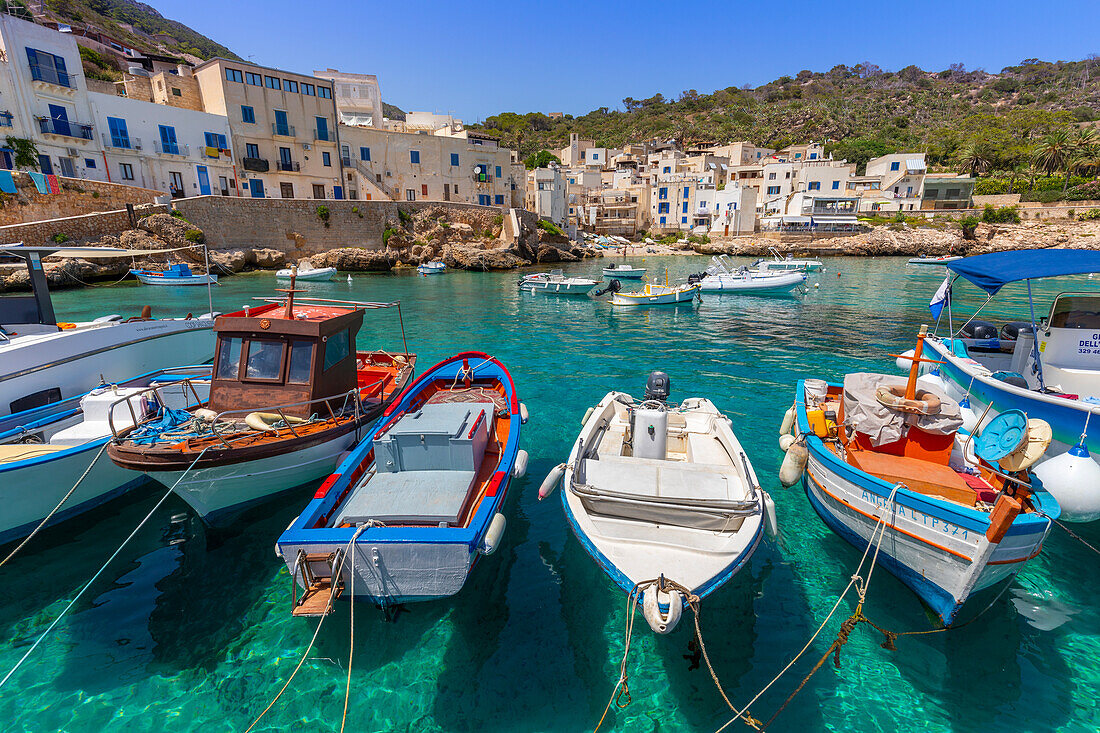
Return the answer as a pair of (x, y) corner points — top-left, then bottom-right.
(1034, 130), (1073, 193)
(956, 142), (992, 178)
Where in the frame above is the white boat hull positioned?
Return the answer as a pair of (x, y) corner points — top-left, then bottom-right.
(698, 272), (805, 294)
(603, 267), (646, 279)
(276, 267), (336, 281)
(0, 319), (214, 416)
(155, 431), (358, 521)
(612, 284), (699, 306)
(521, 281), (596, 295)
(133, 272), (217, 285)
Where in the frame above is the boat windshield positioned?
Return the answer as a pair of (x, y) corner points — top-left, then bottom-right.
(1049, 293), (1100, 329)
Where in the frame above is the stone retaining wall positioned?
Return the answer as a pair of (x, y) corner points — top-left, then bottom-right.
(172, 196), (508, 255)
(0, 204), (168, 245)
(0, 173), (163, 226)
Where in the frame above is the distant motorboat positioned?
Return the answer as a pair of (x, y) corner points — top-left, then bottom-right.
(277, 260), (336, 281)
(751, 246), (823, 273)
(130, 263), (217, 286)
(908, 255), (963, 265)
(692, 256), (806, 295)
(518, 270), (598, 295)
(602, 263), (646, 279)
(418, 261), (447, 275)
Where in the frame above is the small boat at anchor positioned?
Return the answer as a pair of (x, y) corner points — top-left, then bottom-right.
(276, 260), (336, 282)
(0, 366), (210, 545)
(690, 256), (806, 295)
(106, 279), (416, 522)
(783, 326), (1057, 626)
(417, 261), (447, 275)
(130, 263), (217, 286)
(602, 263), (646, 280)
(908, 255), (962, 265)
(752, 247), (823, 273)
(276, 352), (527, 615)
(540, 372), (775, 633)
(518, 270), (598, 295)
(611, 273), (700, 307)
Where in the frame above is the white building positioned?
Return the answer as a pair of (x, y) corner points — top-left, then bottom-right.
(651, 173), (716, 233)
(526, 165), (566, 225)
(314, 68), (383, 129)
(707, 184), (757, 236)
(0, 14), (106, 179)
(862, 153), (926, 212)
(88, 92), (236, 196)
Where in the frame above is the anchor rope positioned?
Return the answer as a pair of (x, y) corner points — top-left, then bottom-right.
(245, 525), (365, 733)
(0, 445), (213, 690)
(0, 443), (106, 570)
(340, 536), (356, 733)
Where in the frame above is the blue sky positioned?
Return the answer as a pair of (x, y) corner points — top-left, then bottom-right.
(158, 0), (1100, 122)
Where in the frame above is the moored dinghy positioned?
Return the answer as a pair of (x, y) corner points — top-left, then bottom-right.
(543, 372), (775, 633)
(787, 327), (1057, 626)
(106, 279), (416, 522)
(276, 352), (526, 614)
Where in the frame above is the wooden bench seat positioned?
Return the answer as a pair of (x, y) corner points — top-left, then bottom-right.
(846, 449), (977, 507)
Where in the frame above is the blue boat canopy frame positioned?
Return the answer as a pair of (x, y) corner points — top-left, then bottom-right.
(947, 249), (1100, 295)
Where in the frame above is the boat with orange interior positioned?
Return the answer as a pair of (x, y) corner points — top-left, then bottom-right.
(106, 280), (415, 522)
(275, 352), (528, 616)
(781, 325), (1059, 626)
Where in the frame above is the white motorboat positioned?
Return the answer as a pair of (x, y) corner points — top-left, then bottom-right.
(541, 372), (775, 634)
(693, 256), (806, 295)
(131, 263), (218, 285)
(0, 244), (217, 417)
(417, 261), (447, 275)
(603, 263), (646, 280)
(0, 366), (210, 545)
(277, 260), (337, 281)
(611, 282), (700, 306)
(908, 255), (962, 265)
(752, 247), (823, 273)
(518, 270), (598, 295)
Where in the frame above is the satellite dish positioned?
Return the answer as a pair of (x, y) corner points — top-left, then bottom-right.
(473, 165), (483, 174)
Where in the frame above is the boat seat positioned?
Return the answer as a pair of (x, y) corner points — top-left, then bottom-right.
(845, 449), (977, 507)
(335, 469), (477, 526)
(0, 444), (66, 463)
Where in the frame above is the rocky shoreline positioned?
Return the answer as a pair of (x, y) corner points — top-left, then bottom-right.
(4, 214), (1100, 292)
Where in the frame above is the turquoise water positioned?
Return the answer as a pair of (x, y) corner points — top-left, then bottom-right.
(3, 256), (1100, 732)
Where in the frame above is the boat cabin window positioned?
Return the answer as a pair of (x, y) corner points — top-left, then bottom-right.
(323, 329), (350, 371)
(287, 341), (314, 384)
(244, 339), (286, 381)
(215, 337), (243, 379)
(1050, 294), (1100, 329)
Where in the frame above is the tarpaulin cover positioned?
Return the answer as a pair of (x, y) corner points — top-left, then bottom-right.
(948, 249), (1100, 295)
(842, 373), (962, 447)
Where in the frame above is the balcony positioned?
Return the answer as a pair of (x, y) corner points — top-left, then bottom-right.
(101, 133), (142, 150)
(153, 141), (190, 157)
(313, 129), (331, 142)
(272, 123), (295, 137)
(242, 157), (269, 172)
(29, 67), (71, 90)
(36, 117), (93, 139)
(275, 160), (300, 172)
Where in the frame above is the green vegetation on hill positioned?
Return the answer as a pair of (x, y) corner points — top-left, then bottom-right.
(42, 0), (239, 61)
(382, 102), (406, 121)
(470, 59), (1100, 180)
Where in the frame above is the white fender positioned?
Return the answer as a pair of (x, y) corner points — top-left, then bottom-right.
(916, 372), (947, 393)
(581, 406), (594, 426)
(958, 397), (979, 436)
(538, 463), (566, 500)
(478, 513), (507, 555)
(1033, 442), (1100, 522)
(512, 449), (529, 478)
(896, 349), (916, 372)
(779, 433), (796, 452)
(194, 408), (219, 423)
(245, 411), (308, 432)
(779, 442), (809, 487)
(519, 402), (529, 424)
(779, 404), (796, 436)
(763, 492), (779, 538)
(642, 588), (683, 634)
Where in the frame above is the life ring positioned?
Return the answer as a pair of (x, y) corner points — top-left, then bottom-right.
(245, 411), (309, 432)
(875, 385), (941, 415)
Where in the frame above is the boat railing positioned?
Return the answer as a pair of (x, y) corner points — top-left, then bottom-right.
(106, 377), (209, 441)
(249, 296), (399, 311)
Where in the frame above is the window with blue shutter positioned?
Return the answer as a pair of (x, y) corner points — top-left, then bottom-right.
(890, 162), (900, 171)
(495, 166), (501, 178)
(107, 117), (129, 148)
(322, 152), (331, 166)
(410, 150), (420, 164)
(241, 105), (255, 124)
(360, 147), (370, 161)
(26, 48), (70, 87)
(494, 195), (504, 205)
(450, 153), (459, 166)
(315, 116), (329, 141)
(832, 180), (840, 189)
(682, 201), (688, 213)
(159, 125), (178, 155)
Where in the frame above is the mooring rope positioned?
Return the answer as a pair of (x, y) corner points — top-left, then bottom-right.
(340, 538), (357, 733)
(0, 443), (106, 570)
(244, 525), (365, 733)
(0, 445), (213, 690)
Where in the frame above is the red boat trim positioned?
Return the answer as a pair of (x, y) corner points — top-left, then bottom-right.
(468, 409), (486, 439)
(314, 473), (339, 499)
(807, 470), (974, 562)
(485, 471), (505, 498)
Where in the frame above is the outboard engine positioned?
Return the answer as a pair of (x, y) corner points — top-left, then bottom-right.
(686, 272), (706, 284)
(593, 279), (621, 297)
(960, 320), (998, 340)
(1000, 321), (1034, 341)
(643, 371), (671, 402)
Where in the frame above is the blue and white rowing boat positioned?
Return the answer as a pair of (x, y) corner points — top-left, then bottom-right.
(130, 263), (217, 286)
(787, 329), (1057, 626)
(542, 372), (775, 634)
(0, 366), (210, 546)
(276, 352), (527, 614)
(418, 261), (446, 275)
(904, 249), (1100, 521)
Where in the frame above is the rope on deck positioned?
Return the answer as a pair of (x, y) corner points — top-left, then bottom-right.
(0, 445), (213, 691)
(0, 443), (106, 570)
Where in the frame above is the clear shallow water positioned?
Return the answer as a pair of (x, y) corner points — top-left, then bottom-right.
(3, 256), (1100, 732)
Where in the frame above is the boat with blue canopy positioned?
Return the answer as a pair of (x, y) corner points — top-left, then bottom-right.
(900, 249), (1100, 522)
(130, 263), (217, 286)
